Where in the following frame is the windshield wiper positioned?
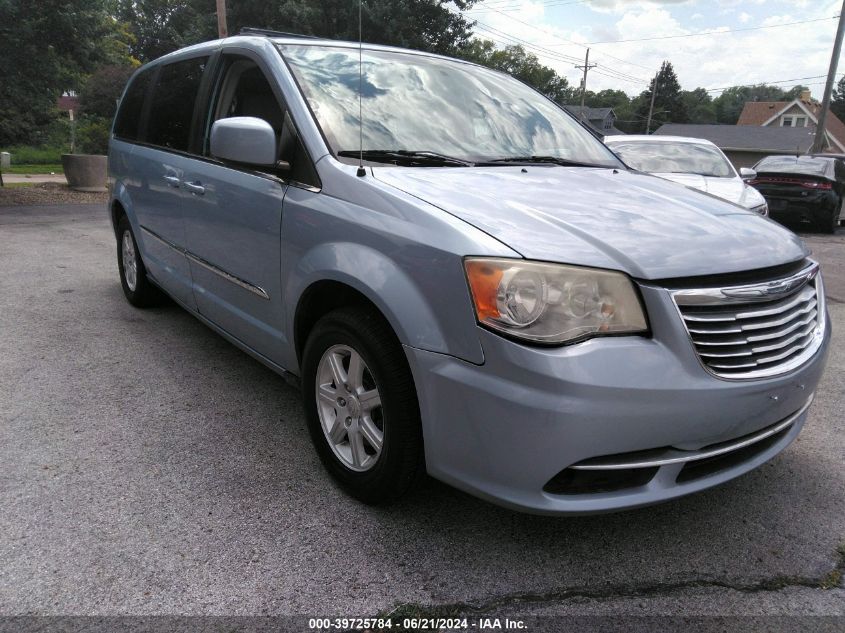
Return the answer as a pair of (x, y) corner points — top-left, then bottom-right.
(337, 149), (473, 167)
(481, 155), (611, 168)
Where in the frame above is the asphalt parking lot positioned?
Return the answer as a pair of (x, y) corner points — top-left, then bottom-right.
(0, 204), (843, 623)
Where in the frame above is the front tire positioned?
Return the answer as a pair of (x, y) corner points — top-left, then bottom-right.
(819, 197), (843, 234)
(116, 215), (163, 307)
(301, 306), (424, 504)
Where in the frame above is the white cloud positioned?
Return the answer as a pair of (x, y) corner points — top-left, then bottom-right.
(466, 0), (844, 98)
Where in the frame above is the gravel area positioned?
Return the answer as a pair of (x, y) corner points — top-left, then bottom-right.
(0, 182), (108, 207)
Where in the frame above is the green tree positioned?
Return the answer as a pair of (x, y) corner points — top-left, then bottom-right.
(682, 88), (716, 124)
(0, 0), (133, 145)
(712, 85), (792, 125)
(582, 88), (632, 131)
(116, 0), (216, 62)
(634, 60), (688, 133)
(460, 40), (574, 103)
(118, 0), (481, 62)
(81, 65), (137, 119)
(830, 76), (845, 121)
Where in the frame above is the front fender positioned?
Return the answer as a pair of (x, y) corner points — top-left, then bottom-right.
(284, 241), (485, 368)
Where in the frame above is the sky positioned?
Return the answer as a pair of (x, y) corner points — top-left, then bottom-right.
(462, 0), (844, 98)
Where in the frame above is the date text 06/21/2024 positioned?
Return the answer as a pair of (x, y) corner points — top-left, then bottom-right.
(307, 617), (527, 630)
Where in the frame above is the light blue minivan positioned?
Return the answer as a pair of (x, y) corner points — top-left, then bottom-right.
(108, 30), (830, 514)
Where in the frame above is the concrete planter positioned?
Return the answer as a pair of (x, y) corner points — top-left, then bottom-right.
(61, 154), (107, 192)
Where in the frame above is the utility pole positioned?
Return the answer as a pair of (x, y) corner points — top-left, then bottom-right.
(216, 0), (228, 38)
(812, 0), (845, 153)
(645, 72), (659, 134)
(575, 48), (597, 122)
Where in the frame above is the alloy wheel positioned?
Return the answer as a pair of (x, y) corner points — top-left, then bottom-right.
(122, 230), (138, 292)
(315, 344), (384, 472)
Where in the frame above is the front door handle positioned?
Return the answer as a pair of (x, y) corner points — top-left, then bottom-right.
(184, 181), (205, 196)
(163, 175), (181, 188)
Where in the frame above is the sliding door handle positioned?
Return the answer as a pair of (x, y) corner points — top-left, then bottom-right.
(163, 175), (181, 188)
(184, 181), (205, 196)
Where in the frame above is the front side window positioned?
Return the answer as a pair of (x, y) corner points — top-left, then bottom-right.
(205, 55), (318, 186)
(610, 141), (735, 178)
(280, 45), (621, 167)
(114, 67), (155, 141)
(146, 56), (208, 152)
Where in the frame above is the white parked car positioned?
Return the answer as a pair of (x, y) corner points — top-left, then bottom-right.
(605, 135), (768, 215)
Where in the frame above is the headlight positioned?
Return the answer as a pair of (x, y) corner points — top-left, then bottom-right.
(464, 258), (648, 344)
(750, 202), (768, 216)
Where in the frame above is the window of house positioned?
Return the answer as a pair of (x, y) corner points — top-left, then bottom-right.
(782, 116), (794, 127)
(604, 118), (612, 129)
(795, 116), (807, 127)
(146, 56), (209, 152)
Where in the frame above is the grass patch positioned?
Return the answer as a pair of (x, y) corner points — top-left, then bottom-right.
(2, 164), (63, 174)
(1, 145), (65, 164)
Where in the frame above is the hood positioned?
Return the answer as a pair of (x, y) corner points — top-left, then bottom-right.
(652, 172), (766, 209)
(374, 166), (808, 280)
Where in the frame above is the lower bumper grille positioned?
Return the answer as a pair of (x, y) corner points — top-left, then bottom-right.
(671, 261), (826, 379)
(544, 397), (811, 496)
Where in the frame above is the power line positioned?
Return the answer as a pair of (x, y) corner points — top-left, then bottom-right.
(585, 15), (838, 45)
(473, 22), (649, 84)
(590, 68), (648, 86)
(469, 6), (658, 73)
(703, 74), (828, 93)
(471, 14), (653, 80)
(473, 22), (582, 64)
(472, 0), (591, 12)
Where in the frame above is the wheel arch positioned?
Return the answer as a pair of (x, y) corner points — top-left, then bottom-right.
(287, 242), (471, 368)
(109, 179), (139, 235)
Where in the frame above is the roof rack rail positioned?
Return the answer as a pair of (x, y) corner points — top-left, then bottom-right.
(238, 27), (318, 39)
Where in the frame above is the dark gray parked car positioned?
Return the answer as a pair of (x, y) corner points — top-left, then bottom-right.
(751, 155), (845, 233)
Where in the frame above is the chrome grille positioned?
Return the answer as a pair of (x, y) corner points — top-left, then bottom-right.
(672, 262), (826, 379)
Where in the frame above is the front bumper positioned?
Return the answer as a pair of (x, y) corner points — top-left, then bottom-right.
(405, 285), (830, 515)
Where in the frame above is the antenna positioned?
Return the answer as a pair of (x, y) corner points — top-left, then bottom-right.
(356, 0), (366, 177)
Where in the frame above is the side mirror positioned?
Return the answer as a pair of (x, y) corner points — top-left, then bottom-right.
(210, 116), (277, 167)
(740, 167), (757, 181)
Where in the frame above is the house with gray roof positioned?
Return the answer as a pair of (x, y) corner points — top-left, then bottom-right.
(652, 123), (816, 169)
(563, 106), (625, 138)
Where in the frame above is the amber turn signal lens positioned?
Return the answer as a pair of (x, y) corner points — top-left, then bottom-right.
(465, 260), (503, 321)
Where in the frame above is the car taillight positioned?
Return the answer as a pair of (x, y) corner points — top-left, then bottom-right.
(802, 181), (832, 189)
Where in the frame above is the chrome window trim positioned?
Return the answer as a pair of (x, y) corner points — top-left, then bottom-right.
(668, 260), (826, 381)
(139, 226), (270, 300)
(570, 394), (813, 471)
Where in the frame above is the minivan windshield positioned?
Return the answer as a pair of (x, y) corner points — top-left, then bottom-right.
(280, 44), (623, 168)
(608, 140), (735, 178)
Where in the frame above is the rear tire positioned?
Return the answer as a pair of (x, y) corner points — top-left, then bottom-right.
(301, 306), (424, 504)
(116, 215), (164, 307)
(820, 197), (843, 234)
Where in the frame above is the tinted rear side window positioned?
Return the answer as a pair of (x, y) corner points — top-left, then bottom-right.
(114, 67), (154, 141)
(146, 57), (208, 152)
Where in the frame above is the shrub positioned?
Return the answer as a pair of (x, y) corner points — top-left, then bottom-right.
(77, 117), (112, 155)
